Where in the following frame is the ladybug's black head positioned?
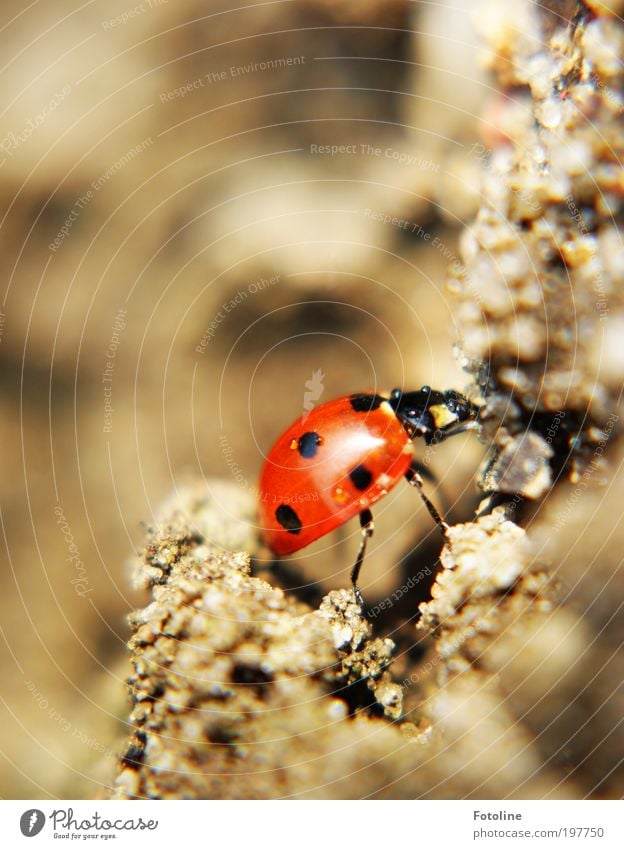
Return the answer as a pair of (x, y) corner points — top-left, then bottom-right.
(389, 386), (481, 444)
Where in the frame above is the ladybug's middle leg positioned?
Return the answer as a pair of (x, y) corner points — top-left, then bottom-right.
(405, 463), (449, 535)
(350, 508), (374, 608)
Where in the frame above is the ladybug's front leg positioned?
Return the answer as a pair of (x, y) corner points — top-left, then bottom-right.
(405, 463), (449, 534)
(409, 458), (437, 484)
(350, 508), (374, 608)
(473, 446), (523, 519)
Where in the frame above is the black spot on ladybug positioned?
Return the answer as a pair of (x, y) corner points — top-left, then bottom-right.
(275, 504), (302, 534)
(298, 431), (322, 458)
(349, 393), (385, 412)
(349, 464), (373, 491)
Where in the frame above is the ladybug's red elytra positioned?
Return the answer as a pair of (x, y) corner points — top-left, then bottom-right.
(258, 387), (481, 604)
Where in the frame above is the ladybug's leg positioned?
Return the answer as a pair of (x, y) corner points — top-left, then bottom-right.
(425, 420), (480, 445)
(350, 508), (374, 608)
(409, 458), (437, 484)
(473, 446), (516, 517)
(405, 463), (449, 535)
(475, 491), (522, 519)
(479, 444), (501, 486)
(410, 458), (457, 518)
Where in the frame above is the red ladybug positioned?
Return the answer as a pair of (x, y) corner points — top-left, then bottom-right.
(259, 387), (480, 603)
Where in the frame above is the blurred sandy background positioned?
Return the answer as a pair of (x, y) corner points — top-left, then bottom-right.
(1, 0), (599, 799)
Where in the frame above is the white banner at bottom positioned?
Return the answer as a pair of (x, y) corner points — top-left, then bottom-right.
(1, 799), (622, 848)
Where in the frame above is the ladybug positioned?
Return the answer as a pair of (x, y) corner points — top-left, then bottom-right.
(259, 387), (481, 604)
